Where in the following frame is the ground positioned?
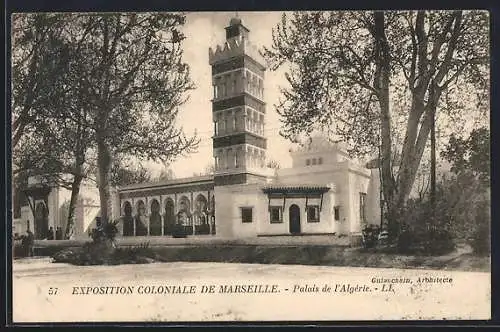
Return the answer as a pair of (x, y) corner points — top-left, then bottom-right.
(12, 257), (490, 322)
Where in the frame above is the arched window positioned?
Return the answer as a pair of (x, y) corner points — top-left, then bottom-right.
(221, 81), (227, 97)
(218, 113), (225, 135)
(245, 109), (251, 131)
(223, 113), (228, 133)
(232, 79), (237, 94)
(232, 111), (237, 131)
(312, 158), (317, 165)
(318, 157), (323, 165)
(246, 72), (251, 92)
(214, 155), (220, 170)
(306, 159), (311, 166)
(227, 148), (233, 169)
(235, 148), (240, 168)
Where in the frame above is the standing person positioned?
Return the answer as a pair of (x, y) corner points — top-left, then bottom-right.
(47, 227), (54, 240)
(26, 229), (35, 257)
(55, 227), (62, 240)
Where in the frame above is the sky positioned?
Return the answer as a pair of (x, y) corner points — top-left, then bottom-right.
(145, 11), (293, 178)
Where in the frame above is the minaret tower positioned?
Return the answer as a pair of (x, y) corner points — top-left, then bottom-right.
(209, 17), (268, 186)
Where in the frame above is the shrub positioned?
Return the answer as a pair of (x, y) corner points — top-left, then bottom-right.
(396, 197), (456, 255)
(172, 224), (188, 238)
(112, 242), (157, 264)
(51, 220), (157, 266)
(90, 219), (119, 245)
(397, 223), (414, 254)
(468, 200), (490, 255)
(361, 224), (380, 248)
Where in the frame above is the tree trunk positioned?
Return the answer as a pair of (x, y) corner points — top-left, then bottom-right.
(97, 136), (112, 224)
(372, 12), (397, 236)
(64, 173), (83, 239)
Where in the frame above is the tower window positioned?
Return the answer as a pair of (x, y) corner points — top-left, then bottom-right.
(334, 206), (340, 221)
(227, 148), (233, 169)
(306, 159), (310, 166)
(219, 116), (225, 135)
(214, 156), (220, 170)
(234, 149), (240, 168)
(318, 157), (323, 165)
(221, 82), (227, 97)
(312, 158), (317, 165)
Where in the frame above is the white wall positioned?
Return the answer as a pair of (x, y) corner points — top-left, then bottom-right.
(214, 184), (264, 238)
(276, 162), (347, 185)
(258, 195), (338, 235)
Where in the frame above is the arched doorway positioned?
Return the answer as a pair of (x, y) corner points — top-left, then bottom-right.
(164, 198), (175, 235)
(194, 194), (209, 234)
(289, 204), (301, 235)
(178, 196), (192, 234)
(34, 202), (49, 240)
(122, 201), (134, 236)
(135, 200), (148, 236)
(149, 199), (161, 236)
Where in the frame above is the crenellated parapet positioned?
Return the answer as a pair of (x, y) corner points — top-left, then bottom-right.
(209, 34), (267, 69)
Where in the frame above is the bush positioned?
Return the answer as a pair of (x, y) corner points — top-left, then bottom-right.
(397, 223), (414, 254)
(51, 219), (158, 266)
(52, 241), (157, 265)
(468, 200), (490, 255)
(362, 224), (380, 248)
(172, 224), (188, 238)
(424, 224), (455, 255)
(396, 198), (456, 255)
(90, 219), (119, 244)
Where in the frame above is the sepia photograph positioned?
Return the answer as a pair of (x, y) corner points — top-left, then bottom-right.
(10, 9), (491, 323)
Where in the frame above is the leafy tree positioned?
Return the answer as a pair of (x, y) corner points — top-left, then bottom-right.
(12, 13), (199, 225)
(263, 11), (488, 239)
(192, 163), (215, 177)
(11, 14), (71, 148)
(155, 167), (176, 181)
(12, 13), (96, 239)
(441, 127), (490, 184)
(110, 162), (153, 187)
(72, 13), (199, 222)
